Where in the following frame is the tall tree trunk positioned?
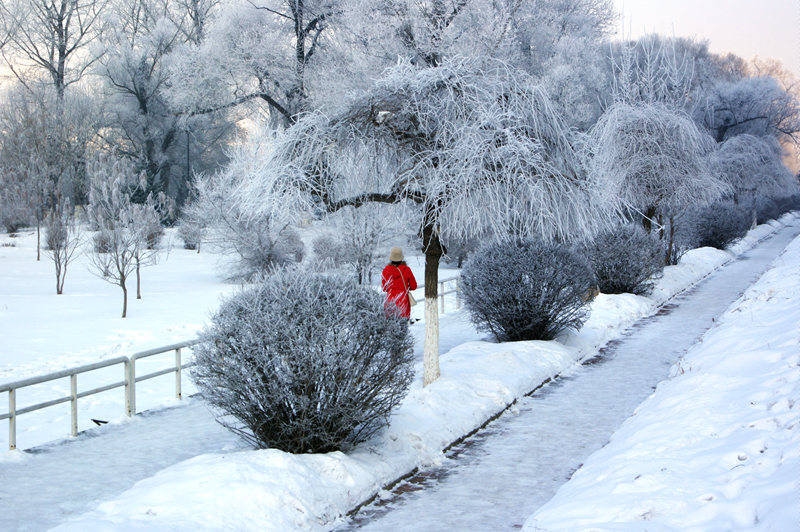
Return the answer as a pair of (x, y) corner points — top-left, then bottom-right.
(666, 215), (676, 265)
(58, 264), (66, 295)
(642, 205), (657, 233)
(421, 217), (444, 386)
(136, 257), (142, 299)
(55, 256), (63, 295)
(121, 281), (128, 318)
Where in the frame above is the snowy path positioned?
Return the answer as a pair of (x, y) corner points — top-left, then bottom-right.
(339, 224), (800, 531)
(0, 399), (249, 532)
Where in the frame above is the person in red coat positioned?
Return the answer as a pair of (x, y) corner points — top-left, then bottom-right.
(381, 247), (417, 319)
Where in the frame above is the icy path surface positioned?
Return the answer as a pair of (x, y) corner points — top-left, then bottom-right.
(341, 226), (800, 532)
(0, 399), (250, 532)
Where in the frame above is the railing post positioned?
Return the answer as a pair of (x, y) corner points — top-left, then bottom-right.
(70, 374), (78, 437)
(9, 389), (16, 451)
(175, 347), (182, 400)
(439, 281), (445, 314)
(456, 278), (461, 311)
(124, 360), (132, 417)
(128, 358), (136, 416)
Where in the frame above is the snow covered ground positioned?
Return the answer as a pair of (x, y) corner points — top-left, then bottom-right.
(35, 215), (798, 531)
(525, 226), (800, 530)
(2, 215), (798, 531)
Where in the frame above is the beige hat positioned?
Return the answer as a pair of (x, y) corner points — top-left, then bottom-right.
(389, 247), (404, 262)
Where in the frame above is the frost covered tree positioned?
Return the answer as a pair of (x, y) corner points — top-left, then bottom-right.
(184, 126), (310, 280)
(236, 58), (621, 386)
(588, 102), (729, 263)
(0, 0), (108, 97)
(509, 0), (616, 130)
(87, 153), (165, 317)
(0, 5), (16, 51)
(0, 84), (97, 257)
(97, 0), (234, 204)
(347, 0), (615, 130)
(165, 0), (344, 127)
(44, 199), (81, 294)
(608, 35), (697, 109)
(707, 134), (799, 226)
(695, 76), (800, 144)
(313, 204), (405, 284)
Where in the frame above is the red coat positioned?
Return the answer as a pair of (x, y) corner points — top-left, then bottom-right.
(381, 263), (417, 318)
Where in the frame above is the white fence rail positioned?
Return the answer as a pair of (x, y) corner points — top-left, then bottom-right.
(0, 340), (198, 450)
(410, 275), (461, 314)
(438, 275), (461, 313)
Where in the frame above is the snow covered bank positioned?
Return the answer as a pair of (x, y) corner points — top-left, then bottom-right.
(525, 220), (800, 531)
(52, 214), (799, 531)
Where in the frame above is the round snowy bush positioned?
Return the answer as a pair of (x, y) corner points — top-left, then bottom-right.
(693, 203), (751, 250)
(191, 270), (414, 453)
(461, 239), (594, 342)
(585, 223), (664, 295)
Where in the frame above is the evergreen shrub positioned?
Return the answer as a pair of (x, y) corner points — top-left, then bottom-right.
(191, 270), (414, 453)
(461, 239), (594, 342)
(585, 223), (663, 295)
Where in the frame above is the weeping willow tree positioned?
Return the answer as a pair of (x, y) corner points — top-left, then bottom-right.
(708, 134), (799, 227)
(588, 102), (730, 263)
(236, 57), (622, 386)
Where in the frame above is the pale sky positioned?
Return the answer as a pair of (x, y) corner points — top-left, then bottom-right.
(613, 0), (800, 77)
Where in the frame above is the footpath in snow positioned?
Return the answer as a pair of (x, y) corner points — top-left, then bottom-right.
(42, 215), (800, 531)
(0, 399), (249, 532)
(335, 214), (800, 531)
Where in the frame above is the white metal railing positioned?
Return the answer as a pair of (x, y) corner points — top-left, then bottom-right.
(437, 275), (461, 314)
(0, 340), (198, 450)
(408, 275), (461, 314)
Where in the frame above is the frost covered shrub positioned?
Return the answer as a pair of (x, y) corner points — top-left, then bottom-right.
(191, 270), (414, 453)
(312, 233), (347, 268)
(231, 227), (306, 281)
(93, 230), (112, 253)
(693, 204), (751, 249)
(461, 239), (594, 342)
(177, 215), (205, 251)
(585, 224), (663, 295)
(757, 194), (800, 224)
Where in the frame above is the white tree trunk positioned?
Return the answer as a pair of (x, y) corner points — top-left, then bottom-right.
(423, 295), (440, 386)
